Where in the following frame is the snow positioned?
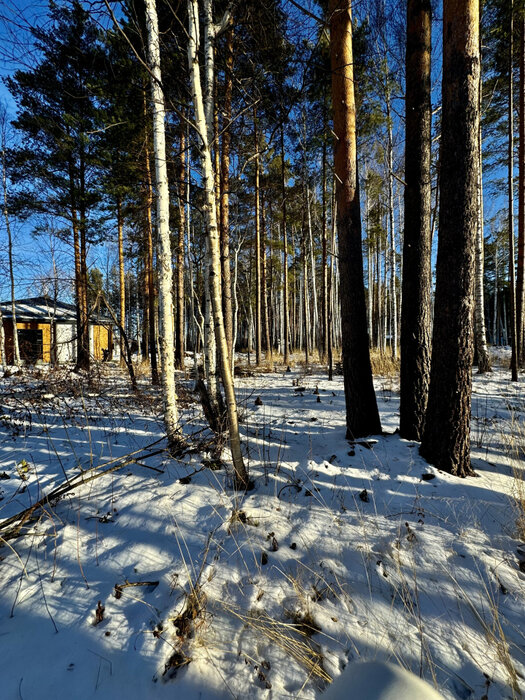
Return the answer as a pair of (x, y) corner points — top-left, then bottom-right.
(0, 358), (524, 699)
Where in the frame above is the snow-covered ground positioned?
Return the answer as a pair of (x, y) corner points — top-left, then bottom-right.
(0, 357), (523, 699)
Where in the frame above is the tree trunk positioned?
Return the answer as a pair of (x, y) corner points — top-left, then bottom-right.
(517, 13), (525, 366)
(117, 197), (126, 367)
(321, 130), (329, 361)
(142, 88), (159, 382)
(254, 108), (262, 365)
(188, 0), (248, 489)
(509, 0), (519, 382)
(280, 124), (290, 364)
(1, 142), (20, 366)
(386, 96), (398, 359)
(400, 0), (432, 440)
(176, 123), (186, 370)
(0, 308), (5, 366)
(220, 21), (234, 365)
(474, 59), (491, 374)
(307, 186), (319, 353)
(145, 0), (181, 448)
(329, 0), (381, 437)
(144, 137), (159, 384)
(78, 147), (90, 371)
(420, 0), (480, 477)
(261, 194), (271, 360)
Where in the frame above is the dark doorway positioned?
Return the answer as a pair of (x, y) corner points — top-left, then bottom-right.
(18, 329), (43, 363)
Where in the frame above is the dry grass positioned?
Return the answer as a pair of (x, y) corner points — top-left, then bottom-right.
(220, 603), (332, 686)
(502, 415), (525, 541)
(370, 348), (400, 377)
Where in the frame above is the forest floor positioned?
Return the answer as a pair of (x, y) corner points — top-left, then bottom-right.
(0, 353), (524, 700)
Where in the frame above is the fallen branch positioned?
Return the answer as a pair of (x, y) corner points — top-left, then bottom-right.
(0, 439), (167, 544)
(114, 580), (159, 599)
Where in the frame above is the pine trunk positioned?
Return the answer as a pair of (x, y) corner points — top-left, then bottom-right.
(329, 0), (381, 438)
(474, 78), (491, 374)
(117, 198), (126, 368)
(517, 14), (525, 366)
(281, 124), (290, 364)
(420, 0), (480, 477)
(400, 0), (432, 440)
(509, 1), (519, 382)
(254, 109), (262, 365)
(176, 124), (186, 370)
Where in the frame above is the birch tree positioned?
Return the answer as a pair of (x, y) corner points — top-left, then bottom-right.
(145, 0), (182, 449)
(187, 0), (249, 489)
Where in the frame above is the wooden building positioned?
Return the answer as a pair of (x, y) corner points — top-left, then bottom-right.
(0, 297), (113, 365)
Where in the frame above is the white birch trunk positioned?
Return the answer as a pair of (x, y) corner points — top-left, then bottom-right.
(307, 187), (319, 351)
(145, 0), (181, 447)
(188, 0), (248, 487)
(386, 100), (398, 358)
(474, 121), (491, 371)
(0, 308), (5, 366)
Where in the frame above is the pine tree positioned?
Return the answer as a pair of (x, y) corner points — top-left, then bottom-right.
(329, 0), (381, 439)
(420, 0), (480, 477)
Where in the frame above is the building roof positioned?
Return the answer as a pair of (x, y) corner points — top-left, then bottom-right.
(0, 297), (112, 324)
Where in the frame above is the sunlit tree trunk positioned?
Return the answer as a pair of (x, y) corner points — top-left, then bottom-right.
(176, 123), (186, 370)
(280, 124), (290, 364)
(220, 20), (234, 365)
(400, 0), (432, 440)
(474, 71), (491, 373)
(321, 131), (329, 360)
(420, 0), (480, 476)
(261, 194), (271, 361)
(509, 0), (519, 381)
(385, 95), (398, 359)
(0, 308), (5, 366)
(330, 0), (381, 437)
(188, 0), (248, 488)
(145, 0), (181, 448)
(518, 13), (525, 366)
(117, 197), (126, 367)
(254, 108), (262, 365)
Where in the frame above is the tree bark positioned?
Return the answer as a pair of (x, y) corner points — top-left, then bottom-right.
(220, 20), (234, 365)
(474, 66), (491, 374)
(144, 132), (159, 384)
(420, 0), (480, 477)
(518, 13), (525, 366)
(509, 0), (519, 382)
(329, 0), (381, 438)
(188, 0), (248, 489)
(280, 123), (290, 364)
(321, 129), (329, 361)
(117, 197), (126, 367)
(176, 123), (186, 370)
(261, 194), (272, 360)
(145, 0), (182, 448)
(78, 146), (90, 371)
(400, 0), (432, 440)
(254, 109), (262, 365)
(386, 95), (398, 359)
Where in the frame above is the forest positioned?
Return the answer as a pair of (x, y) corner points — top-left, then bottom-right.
(0, 0), (524, 698)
